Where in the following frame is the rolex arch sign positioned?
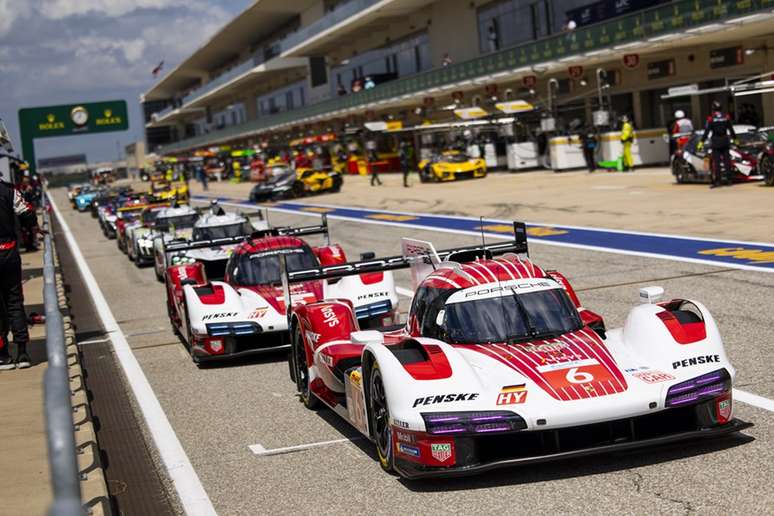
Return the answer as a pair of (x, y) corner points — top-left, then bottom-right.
(18, 100), (128, 174)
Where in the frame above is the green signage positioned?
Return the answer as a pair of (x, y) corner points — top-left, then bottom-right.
(18, 100), (129, 173)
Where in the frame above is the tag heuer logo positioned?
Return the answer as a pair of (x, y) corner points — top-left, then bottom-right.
(431, 443), (452, 463)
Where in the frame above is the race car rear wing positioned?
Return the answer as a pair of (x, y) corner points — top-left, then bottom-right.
(163, 214), (330, 254)
(282, 221), (527, 285)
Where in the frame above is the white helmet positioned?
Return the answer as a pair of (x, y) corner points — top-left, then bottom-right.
(675, 110), (685, 119)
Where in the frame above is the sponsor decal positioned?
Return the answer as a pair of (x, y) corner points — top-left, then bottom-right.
(518, 341), (568, 353)
(321, 305), (339, 327)
(397, 443), (420, 458)
(396, 431), (415, 444)
(249, 248), (305, 258)
(717, 398), (732, 424)
(393, 419), (410, 429)
(248, 308), (268, 319)
(305, 331), (321, 345)
(624, 366), (650, 373)
(632, 371), (675, 384)
(430, 443), (453, 463)
(202, 312), (237, 321)
(462, 281), (554, 299)
(357, 291), (389, 301)
(366, 214), (418, 222)
(496, 384), (528, 405)
(672, 354), (720, 370)
(536, 358), (598, 373)
(412, 393), (479, 408)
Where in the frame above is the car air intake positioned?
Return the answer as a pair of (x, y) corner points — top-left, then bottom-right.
(422, 411), (527, 435)
(665, 368), (730, 408)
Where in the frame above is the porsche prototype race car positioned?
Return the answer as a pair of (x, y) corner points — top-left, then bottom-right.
(671, 126), (762, 184)
(118, 203), (171, 257)
(130, 205), (199, 268)
(284, 224), (750, 478)
(249, 165), (343, 202)
(164, 216), (399, 363)
(153, 204), (267, 281)
(418, 150), (487, 183)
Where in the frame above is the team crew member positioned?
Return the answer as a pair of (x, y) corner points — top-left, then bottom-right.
(671, 110), (694, 154)
(702, 101), (737, 188)
(0, 178), (34, 369)
(620, 115), (634, 172)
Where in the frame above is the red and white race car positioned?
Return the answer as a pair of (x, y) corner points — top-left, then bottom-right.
(165, 216), (399, 363)
(284, 223), (750, 478)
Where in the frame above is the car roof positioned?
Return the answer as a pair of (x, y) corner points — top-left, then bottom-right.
(421, 256), (546, 290)
(234, 235), (308, 255)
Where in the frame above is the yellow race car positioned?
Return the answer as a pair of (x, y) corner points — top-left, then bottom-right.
(149, 179), (190, 202)
(249, 166), (343, 202)
(418, 150), (487, 182)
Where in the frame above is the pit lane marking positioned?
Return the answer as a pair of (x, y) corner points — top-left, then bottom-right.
(249, 437), (363, 457)
(49, 194), (217, 516)
(734, 389), (774, 413)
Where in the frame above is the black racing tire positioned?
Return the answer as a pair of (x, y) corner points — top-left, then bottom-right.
(761, 156), (774, 186)
(184, 311), (200, 364)
(155, 262), (164, 282)
(419, 167), (432, 183)
(292, 324), (318, 409)
(291, 181), (306, 199)
(672, 161), (686, 184)
(369, 362), (394, 472)
(330, 175), (343, 193)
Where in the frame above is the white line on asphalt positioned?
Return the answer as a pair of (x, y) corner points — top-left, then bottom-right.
(49, 195), (217, 516)
(396, 286), (414, 298)
(77, 337), (112, 346)
(734, 389), (774, 412)
(249, 437), (361, 457)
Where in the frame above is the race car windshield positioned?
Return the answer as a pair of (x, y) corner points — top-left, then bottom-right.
(155, 214), (198, 230)
(231, 246), (318, 286)
(194, 223), (248, 240)
(440, 152), (471, 163)
(443, 288), (582, 344)
(141, 209), (165, 224)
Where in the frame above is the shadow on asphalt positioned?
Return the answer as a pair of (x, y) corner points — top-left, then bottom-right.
(194, 348), (291, 370)
(397, 432), (755, 491)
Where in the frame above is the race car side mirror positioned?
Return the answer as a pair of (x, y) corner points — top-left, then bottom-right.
(639, 286), (664, 304)
(360, 251), (376, 260)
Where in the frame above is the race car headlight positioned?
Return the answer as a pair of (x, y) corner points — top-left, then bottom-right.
(665, 368), (731, 408)
(422, 411), (526, 435)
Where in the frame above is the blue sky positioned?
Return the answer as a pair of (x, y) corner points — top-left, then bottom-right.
(0, 0), (251, 164)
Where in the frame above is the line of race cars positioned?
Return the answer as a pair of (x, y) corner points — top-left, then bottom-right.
(671, 124), (774, 185)
(69, 182), (751, 478)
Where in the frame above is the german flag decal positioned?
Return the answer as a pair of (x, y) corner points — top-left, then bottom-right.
(496, 384), (527, 405)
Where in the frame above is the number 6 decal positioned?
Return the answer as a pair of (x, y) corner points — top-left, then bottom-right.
(566, 367), (594, 384)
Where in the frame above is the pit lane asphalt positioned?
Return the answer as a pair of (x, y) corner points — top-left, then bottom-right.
(51, 188), (773, 515)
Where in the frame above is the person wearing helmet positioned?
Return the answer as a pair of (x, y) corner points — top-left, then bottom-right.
(702, 100), (736, 188)
(620, 115), (634, 172)
(671, 110), (694, 147)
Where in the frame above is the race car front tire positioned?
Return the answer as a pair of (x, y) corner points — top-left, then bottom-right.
(292, 324), (319, 409)
(761, 156), (774, 186)
(369, 362), (394, 473)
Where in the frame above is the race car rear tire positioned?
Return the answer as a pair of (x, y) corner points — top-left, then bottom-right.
(761, 156), (774, 186)
(291, 181), (306, 199)
(672, 161), (686, 184)
(292, 324), (319, 409)
(331, 176), (343, 192)
(368, 362), (394, 473)
(184, 312), (200, 364)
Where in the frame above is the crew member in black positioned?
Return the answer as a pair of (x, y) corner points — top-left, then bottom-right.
(702, 100), (737, 188)
(0, 178), (34, 369)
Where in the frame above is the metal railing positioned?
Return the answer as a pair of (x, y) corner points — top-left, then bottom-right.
(41, 196), (84, 516)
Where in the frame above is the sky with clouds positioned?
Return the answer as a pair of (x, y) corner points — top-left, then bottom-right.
(0, 0), (251, 164)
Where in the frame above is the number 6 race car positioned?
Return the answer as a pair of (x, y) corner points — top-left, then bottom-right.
(165, 216), (400, 364)
(283, 223), (751, 479)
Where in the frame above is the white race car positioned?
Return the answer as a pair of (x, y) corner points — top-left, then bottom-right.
(284, 223), (751, 478)
(153, 206), (267, 281)
(130, 205), (199, 268)
(165, 216), (400, 364)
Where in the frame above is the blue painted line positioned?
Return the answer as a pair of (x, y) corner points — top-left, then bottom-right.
(193, 195), (774, 272)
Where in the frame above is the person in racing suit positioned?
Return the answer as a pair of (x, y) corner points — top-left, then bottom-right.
(0, 178), (34, 369)
(702, 101), (736, 188)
